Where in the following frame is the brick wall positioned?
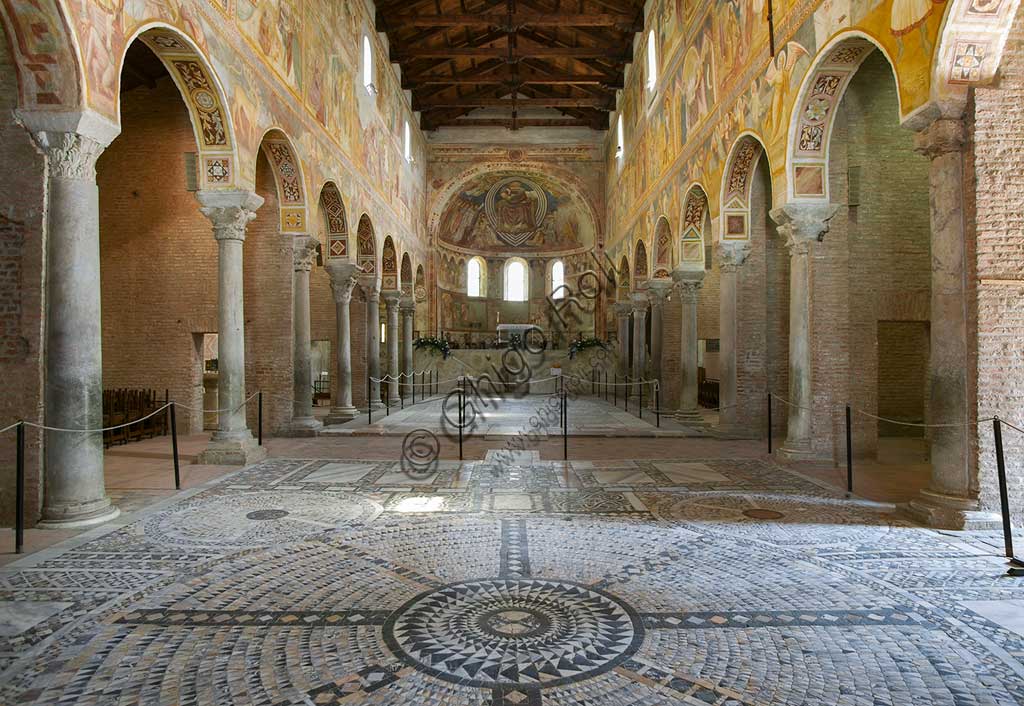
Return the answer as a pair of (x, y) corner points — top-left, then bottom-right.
(98, 77), (218, 435)
(877, 321), (928, 437)
(810, 50), (931, 460)
(243, 151), (295, 434)
(0, 23), (45, 524)
(972, 3), (1024, 520)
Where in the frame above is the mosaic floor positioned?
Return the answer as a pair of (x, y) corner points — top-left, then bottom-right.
(325, 394), (704, 437)
(2, 451), (1023, 705)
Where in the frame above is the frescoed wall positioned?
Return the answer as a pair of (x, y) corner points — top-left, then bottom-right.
(0, 0), (427, 272)
(602, 0), (969, 266)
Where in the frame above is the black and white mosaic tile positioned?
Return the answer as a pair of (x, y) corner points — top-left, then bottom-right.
(1, 455), (1023, 705)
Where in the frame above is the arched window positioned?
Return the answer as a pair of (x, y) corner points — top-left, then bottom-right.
(616, 115), (624, 158)
(504, 258), (528, 302)
(646, 30), (658, 92)
(550, 260), (565, 299)
(362, 36), (376, 95)
(467, 257), (486, 297)
(403, 120), (412, 162)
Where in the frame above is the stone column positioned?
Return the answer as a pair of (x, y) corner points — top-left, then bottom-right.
(908, 118), (993, 528)
(613, 302), (632, 378)
(197, 190), (267, 466)
(630, 293), (648, 397)
(325, 263), (361, 423)
(646, 280), (673, 403)
(673, 269), (705, 425)
(362, 278), (383, 410)
(769, 203), (838, 459)
(716, 243), (751, 432)
(288, 235), (321, 435)
(383, 291), (401, 405)
(401, 297), (415, 397)
(30, 124), (120, 527)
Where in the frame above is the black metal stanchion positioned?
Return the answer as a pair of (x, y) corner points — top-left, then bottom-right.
(845, 404), (853, 494)
(413, 373), (417, 404)
(170, 403), (181, 490)
(768, 392), (773, 455)
(613, 374), (618, 406)
(563, 388), (568, 461)
(367, 376), (373, 425)
(386, 385), (391, 416)
(656, 386), (661, 428)
(458, 386), (464, 461)
(639, 382), (643, 420)
(604, 371), (608, 401)
(993, 417), (1024, 573)
(591, 370), (595, 395)
(400, 379), (404, 410)
(15, 421), (24, 555)
(257, 391), (263, 446)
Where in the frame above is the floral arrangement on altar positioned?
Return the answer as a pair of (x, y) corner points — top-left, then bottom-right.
(413, 336), (451, 359)
(568, 336), (608, 359)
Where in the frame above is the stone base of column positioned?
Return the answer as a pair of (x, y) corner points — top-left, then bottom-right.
(325, 406), (359, 425)
(281, 416), (323, 437)
(367, 400), (384, 411)
(674, 408), (707, 427)
(37, 497), (120, 529)
(198, 431), (267, 466)
(904, 490), (1002, 530)
(777, 437), (818, 461)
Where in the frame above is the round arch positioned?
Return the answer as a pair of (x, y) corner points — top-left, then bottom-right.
(381, 235), (398, 290)
(652, 216), (673, 278)
(680, 182), (710, 269)
(257, 128), (308, 233)
(633, 240), (649, 287)
(786, 32), (899, 202)
(317, 181), (349, 261)
(356, 214), (377, 276)
(123, 25), (239, 190)
(721, 132), (770, 242)
(0, 0), (82, 113)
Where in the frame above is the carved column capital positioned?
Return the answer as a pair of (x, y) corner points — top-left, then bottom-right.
(913, 118), (966, 159)
(630, 292), (649, 316)
(32, 131), (105, 181)
(612, 301), (632, 319)
(646, 280), (673, 307)
(770, 202), (840, 253)
(292, 235), (318, 272)
(399, 296), (416, 316)
(717, 242), (752, 272)
(197, 190), (264, 243)
(330, 276), (357, 304)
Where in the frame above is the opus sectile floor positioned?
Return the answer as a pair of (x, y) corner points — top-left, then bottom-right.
(2, 453), (1024, 705)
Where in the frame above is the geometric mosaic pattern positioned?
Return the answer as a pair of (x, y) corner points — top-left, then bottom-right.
(3, 455), (1024, 705)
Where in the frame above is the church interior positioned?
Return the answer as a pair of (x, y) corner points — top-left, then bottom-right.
(2, 0), (1024, 703)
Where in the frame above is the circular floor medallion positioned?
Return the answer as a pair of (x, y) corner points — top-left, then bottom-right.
(383, 578), (643, 689)
(245, 509), (290, 521)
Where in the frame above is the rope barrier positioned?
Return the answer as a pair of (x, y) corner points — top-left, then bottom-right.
(17, 403), (173, 434)
(770, 393), (816, 413)
(170, 391), (260, 415)
(853, 408), (997, 429)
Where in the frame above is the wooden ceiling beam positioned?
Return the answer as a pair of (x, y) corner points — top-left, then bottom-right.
(377, 12), (640, 31)
(437, 118), (594, 127)
(393, 45), (627, 60)
(414, 96), (613, 109)
(406, 72), (621, 87)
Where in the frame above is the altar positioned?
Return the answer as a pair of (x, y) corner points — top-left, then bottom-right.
(496, 323), (542, 342)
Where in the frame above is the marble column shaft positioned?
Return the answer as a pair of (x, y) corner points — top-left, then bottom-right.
(614, 302), (632, 378)
(909, 118), (988, 527)
(646, 282), (671, 386)
(33, 128), (119, 527)
(326, 264), (360, 423)
(197, 190), (267, 465)
(717, 244), (750, 430)
(769, 203), (838, 458)
(383, 292), (401, 404)
(672, 271), (704, 422)
(401, 298), (415, 397)
(289, 236), (321, 432)
(631, 294), (648, 396)
(363, 280), (383, 410)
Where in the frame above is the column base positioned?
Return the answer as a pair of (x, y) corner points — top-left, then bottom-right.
(282, 416), (322, 437)
(674, 408), (707, 427)
(776, 437), (818, 461)
(197, 431), (267, 466)
(367, 401), (384, 411)
(37, 497), (120, 529)
(904, 489), (1002, 530)
(325, 406), (359, 425)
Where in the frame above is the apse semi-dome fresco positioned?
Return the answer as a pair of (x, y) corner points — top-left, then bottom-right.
(438, 171), (596, 255)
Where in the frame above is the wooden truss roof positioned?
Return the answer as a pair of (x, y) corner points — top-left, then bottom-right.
(376, 0), (644, 131)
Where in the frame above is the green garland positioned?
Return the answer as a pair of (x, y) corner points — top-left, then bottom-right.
(568, 337), (608, 359)
(413, 336), (451, 359)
